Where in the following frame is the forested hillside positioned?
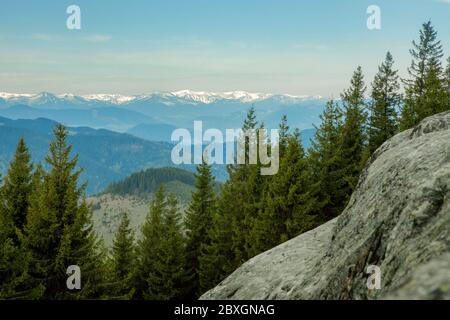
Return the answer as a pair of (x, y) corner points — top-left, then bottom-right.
(104, 167), (197, 196)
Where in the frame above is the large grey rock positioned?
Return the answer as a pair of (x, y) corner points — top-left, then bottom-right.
(201, 111), (450, 300)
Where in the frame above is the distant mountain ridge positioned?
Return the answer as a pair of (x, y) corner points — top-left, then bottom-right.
(0, 90), (322, 107)
(0, 91), (326, 143)
(0, 116), (176, 194)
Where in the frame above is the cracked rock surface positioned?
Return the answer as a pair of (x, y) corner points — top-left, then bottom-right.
(201, 111), (450, 300)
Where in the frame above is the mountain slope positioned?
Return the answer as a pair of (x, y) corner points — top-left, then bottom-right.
(202, 110), (450, 300)
(0, 116), (174, 194)
(126, 122), (178, 142)
(104, 167), (197, 201)
(0, 104), (162, 132)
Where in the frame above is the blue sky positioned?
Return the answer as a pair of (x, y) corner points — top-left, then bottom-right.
(0, 0), (449, 96)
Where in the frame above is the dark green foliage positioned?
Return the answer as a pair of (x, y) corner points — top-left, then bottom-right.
(0, 139), (34, 298)
(307, 100), (347, 219)
(400, 21), (448, 129)
(338, 66), (367, 199)
(368, 52), (401, 154)
(108, 213), (136, 299)
(0, 138), (32, 240)
(229, 108), (267, 263)
(135, 186), (165, 299)
(136, 186), (189, 300)
(24, 124), (106, 299)
(145, 194), (189, 300)
(198, 184), (235, 294)
(185, 160), (217, 297)
(250, 128), (316, 254)
(104, 167), (197, 196)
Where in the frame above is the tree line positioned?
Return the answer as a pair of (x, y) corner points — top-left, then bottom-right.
(1, 21), (449, 299)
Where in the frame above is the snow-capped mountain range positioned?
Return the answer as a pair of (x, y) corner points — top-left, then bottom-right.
(0, 89), (326, 145)
(0, 90), (322, 106)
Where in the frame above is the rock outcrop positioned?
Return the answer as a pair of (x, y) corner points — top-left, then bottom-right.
(201, 111), (450, 300)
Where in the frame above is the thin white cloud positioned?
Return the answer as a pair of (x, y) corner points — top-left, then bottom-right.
(32, 34), (62, 41)
(293, 43), (329, 51)
(437, 0), (450, 3)
(83, 34), (112, 43)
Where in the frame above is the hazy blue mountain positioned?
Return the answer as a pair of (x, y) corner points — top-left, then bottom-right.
(0, 115), (316, 195)
(0, 91), (326, 138)
(0, 104), (162, 132)
(126, 122), (178, 142)
(300, 128), (316, 149)
(0, 116), (177, 194)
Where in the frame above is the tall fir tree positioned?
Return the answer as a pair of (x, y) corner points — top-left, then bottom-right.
(109, 212), (136, 299)
(367, 52), (401, 155)
(145, 194), (189, 300)
(0, 139), (34, 298)
(338, 66), (367, 202)
(24, 124), (105, 299)
(250, 127), (316, 254)
(199, 109), (269, 292)
(307, 100), (346, 219)
(184, 159), (217, 297)
(136, 185), (165, 299)
(198, 181), (235, 294)
(400, 21), (447, 129)
(0, 138), (33, 240)
(228, 108), (266, 264)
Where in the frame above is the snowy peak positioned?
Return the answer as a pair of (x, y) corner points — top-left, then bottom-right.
(0, 91), (323, 106)
(170, 90), (274, 104)
(0, 92), (34, 100)
(80, 94), (136, 104)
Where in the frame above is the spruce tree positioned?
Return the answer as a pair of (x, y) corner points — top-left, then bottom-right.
(135, 186), (165, 299)
(307, 100), (346, 219)
(0, 138), (33, 239)
(368, 52), (401, 154)
(229, 108), (266, 263)
(24, 124), (105, 299)
(400, 21), (447, 129)
(242, 122), (268, 259)
(250, 128), (316, 254)
(184, 160), (217, 298)
(339, 66), (367, 202)
(198, 188), (235, 293)
(420, 62), (449, 115)
(109, 213), (136, 299)
(145, 194), (189, 300)
(200, 109), (272, 290)
(0, 138), (34, 298)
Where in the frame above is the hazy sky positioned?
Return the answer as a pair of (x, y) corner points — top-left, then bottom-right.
(0, 0), (449, 97)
